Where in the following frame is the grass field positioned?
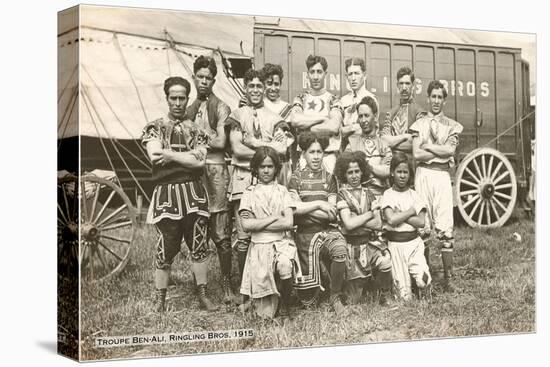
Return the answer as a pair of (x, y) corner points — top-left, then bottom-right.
(79, 211), (535, 361)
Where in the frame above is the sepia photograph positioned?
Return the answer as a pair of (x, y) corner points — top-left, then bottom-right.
(56, 3), (536, 362)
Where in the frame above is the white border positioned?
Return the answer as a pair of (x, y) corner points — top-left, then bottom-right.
(2, 0), (545, 366)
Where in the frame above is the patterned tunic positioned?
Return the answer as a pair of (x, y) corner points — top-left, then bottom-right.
(345, 133), (392, 196)
(292, 90), (344, 152)
(141, 116), (210, 223)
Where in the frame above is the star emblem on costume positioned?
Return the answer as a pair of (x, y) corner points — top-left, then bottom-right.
(307, 100), (317, 110)
(308, 172), (314, 178)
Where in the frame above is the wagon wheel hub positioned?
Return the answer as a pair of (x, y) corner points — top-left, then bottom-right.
(82, 223), (99, 240)
(481, 183), (495, 199)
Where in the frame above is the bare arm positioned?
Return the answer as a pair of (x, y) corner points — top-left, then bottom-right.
(383, 206), (416, 227)
(229, 129), (256, 160)
(422, 142), (456, 158)
(289, 108), (325, 130)
(381, 134), (410, 149)
(264, 208), (294, 231)
(364, 210), (382, 230)
(368, 160), (390, 179)
(339, 208), (374, 231)
(310, 108), (342, 135)
(208, 117), (228, 150)
(412, 136), (437, 162)
(405, 210), (426, 229)
(240, 211), (279, 233)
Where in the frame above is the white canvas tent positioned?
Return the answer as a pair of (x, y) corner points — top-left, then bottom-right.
(58, 6), (254, 141)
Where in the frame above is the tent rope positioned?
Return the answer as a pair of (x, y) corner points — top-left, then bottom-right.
(82, 87), (151, 203)
(113, 33), (150, 124)
(81, 64), (151, 164)
(114, 139), (151, 171)
(81, 91), (119, 177)
(164, 31), (194, 76)
(58, 65), (78, 104)
(57, 86), (78, 151)
(164, 29), (172, 76)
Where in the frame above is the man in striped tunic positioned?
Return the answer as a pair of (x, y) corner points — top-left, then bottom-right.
(288, 131), (349, 315)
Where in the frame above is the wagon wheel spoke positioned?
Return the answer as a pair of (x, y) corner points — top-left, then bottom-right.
(99, 234), (131, 244)
(489, 199), (500, 221)
(493, 171), (511, 186)
(465, 167), (481, 184)
(95, 245), (110, 274)
(494, 191), (512, 201)
(467, 195), (483, 220)
(490, 161), (504, 182)
(487, 155), (494, 178)
(494, 183), (513, 190)
(473, 157), (484, 180)
(463, 193), (480, 209)
(89, 182), (100, 225)
(57, 203), (69, 225)
(492, 196), (508, 213)
(101, 220), (133, 231)
(92, 190), (116, 224)
(90, 245), (95, 280)
(481, 154), (487, 179)
(80, 243), (89, 264)
(478, 200), (486, 225)
(96, 203), (128, 227)
(61, 183), (72, 222)
(460, 178), (478, 189)
(460, 189), (479, 197)
(97, 240), (123, 262)
(485, 200), (492, 224)
(80, 180), (88, 222)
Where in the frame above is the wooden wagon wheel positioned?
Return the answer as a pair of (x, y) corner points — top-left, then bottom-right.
(454, 147), (517, 228)
(79, 174), (137, 282)
(58, 174), (79, 278)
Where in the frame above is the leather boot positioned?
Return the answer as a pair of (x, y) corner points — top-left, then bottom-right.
(330, 294), (345, 316)
(278, 278), (293, 317)
(197, 284), (219, 312)
(155, 288), (167, 313)
(221, 276), (238, 304)
(442, 250), (455, 293)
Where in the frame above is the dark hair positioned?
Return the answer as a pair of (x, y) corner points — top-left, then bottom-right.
(297, 131), (329, 151)
(345, 57), (366, 73)
(427, 80), (448, 98)
(250, 146), (281, 180)
(396, 66), (415, 83)
(306, 55), (328, 71)
(262, 63), (284, 81)
(389, 151), (414, 187)
(334, 151), (370, 184)
(243, 68), (265, 85)
(357, 96), (378, 118)
(193, 55), (217, 77)
(164, 76), (191, 97)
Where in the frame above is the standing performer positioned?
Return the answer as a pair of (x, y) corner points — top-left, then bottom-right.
(344, 96), (392, 198)
(411, 80), (463, 292)
(261, 63), (295, 185)
(239, 147), (298, 318)
(381, 66), (426, 160)
(227, 68), (287, 294)
(381, 152), (431, 300)
(142, 76), (218, 312)
(289, 55), (344, 174)
(288, 131), (348, 315)
(187, 56), (235, 304)
(334, 151), (393, 305)
(341, 57), (380, 140)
